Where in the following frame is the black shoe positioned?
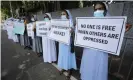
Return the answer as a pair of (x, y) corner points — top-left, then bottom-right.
(59, 70), (65, 75)
(40, 52), (43, 56)
(37, 53), (42, 57)
(28, 47), (32, 50)
(24, 46), (28, 49)
(66, 75), (71, 80)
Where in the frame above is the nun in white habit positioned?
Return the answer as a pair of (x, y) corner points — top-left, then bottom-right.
(42, 13), (57, 63)
(80, 2), (110, 80)
(57, 10), (77, 79)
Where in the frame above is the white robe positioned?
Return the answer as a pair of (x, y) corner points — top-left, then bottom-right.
(42, 37), (57, 63)
(12, 33), (18, 42)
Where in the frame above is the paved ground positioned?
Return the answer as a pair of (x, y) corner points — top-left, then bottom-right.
(1, 30), (67, 80)
(1, 30), (121, 80)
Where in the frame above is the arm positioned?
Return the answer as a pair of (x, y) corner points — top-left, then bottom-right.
(32, 22), (36, 32)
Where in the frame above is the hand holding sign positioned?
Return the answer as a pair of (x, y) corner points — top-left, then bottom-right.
(70, 27), (74, 33)
(126, 23), (132, 32)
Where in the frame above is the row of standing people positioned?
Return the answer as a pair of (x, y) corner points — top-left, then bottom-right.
(22, 10), (76, 79)
(16, 2), (131, 80)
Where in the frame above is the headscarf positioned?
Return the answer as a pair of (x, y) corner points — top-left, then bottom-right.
(45, 13), (52, 19)
(93, 2), (110, 17)
(33, 15), (37, 21)
(103, 2), (110, 17)
(64, 10), (74, 27)
(65, 10), (75, 53)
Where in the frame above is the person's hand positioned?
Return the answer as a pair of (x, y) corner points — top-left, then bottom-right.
(126, 23), (132, 32)
(32, 28), (36, 32)
(32, 23), (36, 31)
(70, 27), (73, 33)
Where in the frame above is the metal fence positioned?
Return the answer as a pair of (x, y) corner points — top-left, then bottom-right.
(108, 37), (133, 80)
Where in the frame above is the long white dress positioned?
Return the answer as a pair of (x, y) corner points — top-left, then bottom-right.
(12, 33), (18, 42)
(42, 37), (57, 63)
(57, 10), (77, 70)
(57, 39), (77, 70)
(80, 48), (108, 80)
(7, 27), (14, 40)
(42, 13), (57, 63)
(80, 7), (110, 80)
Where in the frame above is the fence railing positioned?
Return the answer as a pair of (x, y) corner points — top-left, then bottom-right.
(108, 37), (133, 80)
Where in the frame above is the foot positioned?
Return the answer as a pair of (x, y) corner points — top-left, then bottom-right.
(28, 47), (32, 50)
(38, 53), (43, 57)
(59, 70), (65, 75)
(37, 53), (41, 57)
(52, 61), (56, 63)
(40, 53), (43, 56)
(66, 75), (71, 80)
(24, 46), (28, 49)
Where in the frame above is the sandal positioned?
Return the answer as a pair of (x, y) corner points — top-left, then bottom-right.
(66, 75), (71, 80)
(37, 53), (41, 57)
(59, 70), (65, 75)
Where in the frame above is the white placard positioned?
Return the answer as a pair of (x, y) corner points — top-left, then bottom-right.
(48, 19), (71, 45)
(6, 21), (14, 29)
(36, 21), (50, 37)
(27, 23), (34, 37)
(75, 17), (127, 55)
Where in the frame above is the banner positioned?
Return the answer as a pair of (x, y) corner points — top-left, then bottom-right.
(13, 22), (25, 35)
(36, 21), (50, 37)
(6, 21), (14, 29)
(4, 20), (14, 39)
(27, 23), (34, 37)
(75, 17), (127, 55)
(48, 19), (71, 45)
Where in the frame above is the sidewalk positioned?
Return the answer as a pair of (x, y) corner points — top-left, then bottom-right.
(1, 30), (77, 80)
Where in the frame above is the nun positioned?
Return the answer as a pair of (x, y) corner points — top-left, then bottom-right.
(42, 13), (57, 63)
(80, 2), (132, 80)
(32, 15), (43, 57)
(57, 10), (77, 79)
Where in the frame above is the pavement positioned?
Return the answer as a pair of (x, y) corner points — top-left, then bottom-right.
(1, 30), (121, 80)
(1, 30), (77, 80)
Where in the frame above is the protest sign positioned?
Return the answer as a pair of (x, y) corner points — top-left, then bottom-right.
(75, 17), (127, 55)
(27, 23), (34, 37)
(13, 22), (25, 35)
(4, 20), (14, 39)
(36, 21), (50, 37)
(48, 19), (71, 45)
(6, 21), (14, 29)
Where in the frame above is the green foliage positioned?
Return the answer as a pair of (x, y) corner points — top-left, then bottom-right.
(1, 8), (11, 18)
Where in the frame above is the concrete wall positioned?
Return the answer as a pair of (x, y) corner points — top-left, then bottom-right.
(37, 2), (133, 38)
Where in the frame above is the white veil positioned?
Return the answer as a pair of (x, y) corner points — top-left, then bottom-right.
(103, 2), (110, 17)
(66, 10), (74, 27)
(45, 13), (52, 19)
